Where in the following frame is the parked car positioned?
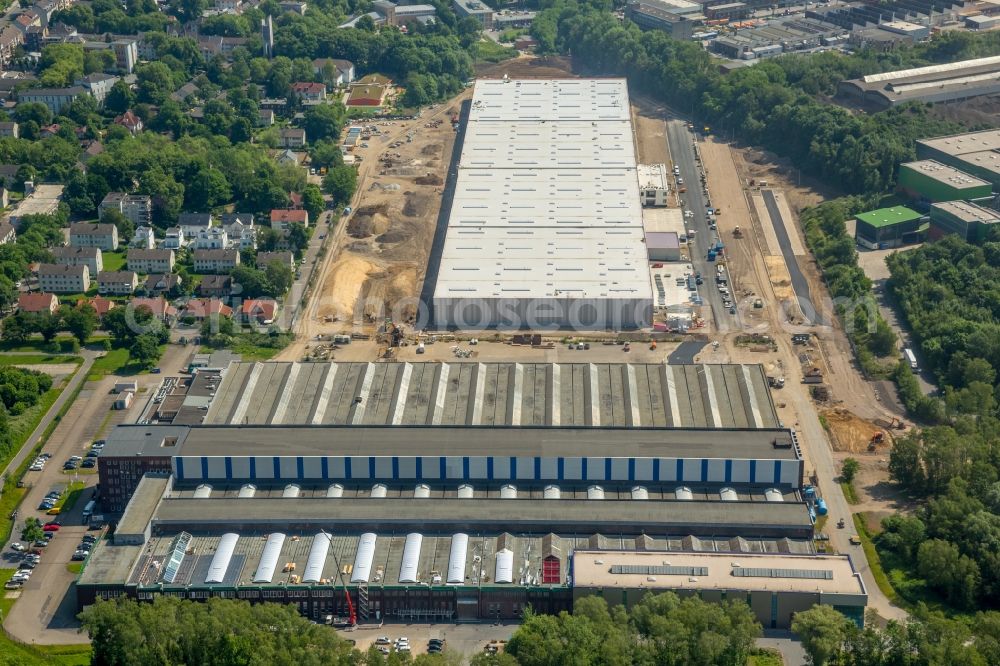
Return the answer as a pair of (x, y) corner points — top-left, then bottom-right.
(82, 459), (97, 468)
(10, 542), (26, 552)
(42, 523), (60, 532)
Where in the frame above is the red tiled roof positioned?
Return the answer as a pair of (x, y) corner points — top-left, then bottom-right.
(183, 298), (232, 319)
(18, 292), (56, 313)
(240, 299), (277, 321)
(130, 297), (176, 318)
(270, 209), (308, 224)
(82, 296), (115, 317)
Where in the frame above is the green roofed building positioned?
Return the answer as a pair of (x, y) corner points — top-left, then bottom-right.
(898, 160), (992, 203)
(854, 206), (924, 249)
(929, 201), (1000, 243)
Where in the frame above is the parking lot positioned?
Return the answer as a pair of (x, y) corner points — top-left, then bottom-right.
(341, 622), (516, 659)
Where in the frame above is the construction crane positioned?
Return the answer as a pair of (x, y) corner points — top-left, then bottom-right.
(319, 530), (356, 627)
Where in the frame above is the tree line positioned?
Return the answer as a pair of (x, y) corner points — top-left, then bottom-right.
(530, 0), (1000, 198)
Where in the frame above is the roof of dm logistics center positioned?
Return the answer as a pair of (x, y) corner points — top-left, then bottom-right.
(433, 78), (652, 307)
(855, 206), (923, 228)
(900, 160), (991, 190)
(197, 361), (781, 429)
(918, 129), (1000, 157)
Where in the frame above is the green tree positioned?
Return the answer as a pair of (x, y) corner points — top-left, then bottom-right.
(21, 517), (44, 544)
(263, 260), (293, 296)
(0, 275), (17, 312)
(169, 0), (207, 23)
(38, 43), (84, 87)
(841, 458), (860, 484)
(917, 538), (980, 608)
(791, 605), (850, 666)
(323, 165), (357, 207)
(309, 140), (345, 170)
(105, 80), (136, 115)
(301, 184), (325, 222)
(302, 102), (346, 143)
(35, 311), (62, 343)
(128, 333), (161, 369)
(61, 303), (97, 345)
(101, 209), (135, 241)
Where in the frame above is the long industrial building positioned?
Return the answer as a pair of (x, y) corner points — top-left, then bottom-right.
(917, 129), (1000, 189)
(79, 361), (867, 627)
(431, 79), (653, 330)
(840, 55), (1000, 109)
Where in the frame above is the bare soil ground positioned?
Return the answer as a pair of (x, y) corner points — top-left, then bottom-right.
(822, 408), (888, 454)
(476, 54), (574, 79)
(318, 101), (467, 328)
(929, 95), (1000, 128)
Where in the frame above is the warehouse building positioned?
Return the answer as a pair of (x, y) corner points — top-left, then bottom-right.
(916, 129), (1000, 189)
(432, 79), (653, 330)
(199, 361), (783, 430)
(840, 55), (1000, 109)
(572, 550), (866, 628)
(897, 160), (992, 203)
(854, 206), (925, 249)
(929, 200), (1000, 242)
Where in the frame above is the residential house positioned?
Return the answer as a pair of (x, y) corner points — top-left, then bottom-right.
(39, 123), (61, 138)
(194, 226), (228, 250)
(129, 296), (176, 322)
(99, 192), (151, 227)
(241, 298), (277, 324)
(17, 292), (57, 314)
(0, 165), (18, 190)
(51, 246), (103, 275)
(0, 122), (18, 138)
(110, 39), (138, 73)
(193, 249), (240, 273)
(312, 58), (355, 86)
(97, 270), (138, 295)
(275, 149), (302, 166)
(256, 251), (294, 271)
(345, 82), (386, 108)
(127, 248), (175, 274)
(141, 273), (182, 297)
(114, 110), (143, 135)
(178, 213), (214, 239)
(291, 81), (326, 103)
(132, 226), (154, 249)
(279, 1), (307, 14)
(196, 35), (248, 59)
(80, 139), (104, 163)
(69, 223), (118, 251)
(215, 0), (243, 12)
(258, 108), (275, 127)
(278, 127), (306, 148)
(83, 296), (116, 318)
(270, 208), (309, 230)
(164, 227), (185, 249)
(198, 274), (233, 299)
(37, 263), (89, 293)
(18, 86), (85, 115)
(0, 27), (24, 68)
(77, 73), (118, 105)
(0, 220), (15, 245)
(288, 192), (304, 209)
(220, 214), (256, 250)
(182, 298), (232, 321)
(13, 11), (41, 35)
(259, 98), (287, 112)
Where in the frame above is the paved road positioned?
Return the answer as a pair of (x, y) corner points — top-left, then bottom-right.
(286, 209), (336, 330)
(759, 630), (808, 666)
(666, 121), (729, 331)
(872, 281), (937, 396)
(760, 190), (818, 325)
(0, 351), (95, 495)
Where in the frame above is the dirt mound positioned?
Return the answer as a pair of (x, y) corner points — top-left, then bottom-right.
(347, 205), (391, 238)
(822, 408), (888, 453)
(402, 192), (432, 218)
(377, 229), (412, 244)
(414, 173), (443, 186)
(421, 144), (441, 157)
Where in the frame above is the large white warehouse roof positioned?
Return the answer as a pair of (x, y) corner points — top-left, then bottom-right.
(433, 78), (652, 329)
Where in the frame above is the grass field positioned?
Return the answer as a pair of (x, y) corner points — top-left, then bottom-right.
(0, 355), (83, 366)
(56, 481), (85, 512)
(853, 513), (899, 605)
(748, 648), (784, 666)
(840, 481), (859, 505)
(101, 252), (126, 272)
(86, 348), (130, 380)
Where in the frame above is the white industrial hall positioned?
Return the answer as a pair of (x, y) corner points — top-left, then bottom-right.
(431, 78), (653, 330)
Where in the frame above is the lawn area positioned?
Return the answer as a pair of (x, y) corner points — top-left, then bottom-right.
(6, 387), (64, 461)
(101, 251), (126, 272)
(748, 648), (783, 666)
(853, 513), (900, 606)
(472, 39), (517, 63)
(66, 562), (83, 575)
(0, 570), (92, 665)
(841, 481), (859, 505)
(56, 481), (85, 512)
(0, 355), (83, 366)
(86, 348), (130, 380)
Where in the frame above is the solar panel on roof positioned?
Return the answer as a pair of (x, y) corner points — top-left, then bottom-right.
(731, 567), (833, 580)
(162, 531), (192, 583)
(609, 564), (708, 576)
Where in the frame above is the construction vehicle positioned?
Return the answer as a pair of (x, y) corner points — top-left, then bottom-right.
(802, 367), (824, 384)
(875, 416), (905, 430)
(732, 225), (742, 238)
(319, 530), (357, 627)
(767, 376), (785, 389)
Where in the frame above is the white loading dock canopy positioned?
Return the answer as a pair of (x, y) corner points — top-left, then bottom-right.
(205, 532), (240, 584)
(351, 533), (377, 583)
(303, 533), (331, 583)
(252, 533), (286, 583)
